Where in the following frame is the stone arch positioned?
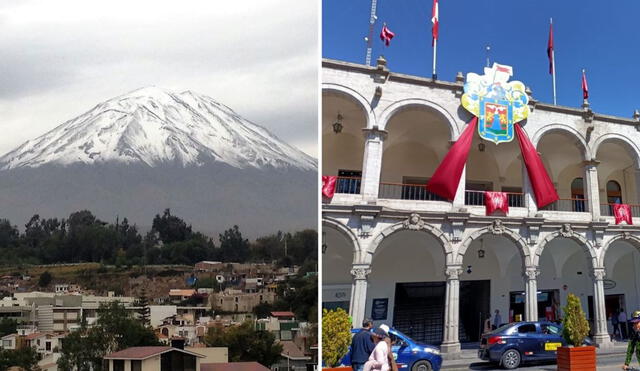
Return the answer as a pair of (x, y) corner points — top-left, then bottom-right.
(592, 133), (640, 169)
(367, 219), (452, 265)
(322, 83), (375, 128)
(457, 222), (531, 267)
(600, 233), (640, 266)
(377, 98), (460, 140)
(534, 227), (597, 269)
(531, 124), (591, 161)
(322, 216), (362, 264)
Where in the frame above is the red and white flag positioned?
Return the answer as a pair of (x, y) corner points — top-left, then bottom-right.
(380, 24), (395, 46)
(547, 22), (554, 75)
(431, 0), (439, 46)
(581, 69), (589, 99)
(485, 191), (509, 216)
(613, 203), (633, 225)
(322, 176), (338, 199)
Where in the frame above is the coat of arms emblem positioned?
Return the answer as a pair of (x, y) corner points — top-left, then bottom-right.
(461, 63), (530, 144)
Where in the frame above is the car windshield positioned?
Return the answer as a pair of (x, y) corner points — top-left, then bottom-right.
(389, 329), (410, 344)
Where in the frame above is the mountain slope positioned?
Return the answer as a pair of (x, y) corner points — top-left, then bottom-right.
(0, 87), (316, 171)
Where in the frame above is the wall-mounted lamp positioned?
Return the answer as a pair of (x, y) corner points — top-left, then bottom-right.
(466, 265), (472, 274)
(333, 114), (343, 134)
(478, 238), (486, 259)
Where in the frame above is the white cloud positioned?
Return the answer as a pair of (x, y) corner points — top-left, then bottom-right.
(0, 0), (318, 157)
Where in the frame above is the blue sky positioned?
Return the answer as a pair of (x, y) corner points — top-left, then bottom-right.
(323, 0), (640, 118)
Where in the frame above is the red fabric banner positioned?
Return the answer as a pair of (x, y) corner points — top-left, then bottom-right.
(485, 191), (509, 216)
(322, 176), (338, 199)
(613, 203), (633, 225)
(426, 117), (478, 200)
(380, 24), (395, 46)
(515, 124), (559, 208)
(431, 0), (439, 46)
(582, 70), (589, 99)
(547, 22), (554, 74)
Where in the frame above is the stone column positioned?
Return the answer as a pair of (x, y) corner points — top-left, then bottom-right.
(441, 265), (463, 357)
(524, 266), (539, 321)
(632, 168), (640, 205)
(349, 264), (371, 329)
(591, 268), (613, 349)
(361, 128), (388, 201)
(584, 160), (601, 219)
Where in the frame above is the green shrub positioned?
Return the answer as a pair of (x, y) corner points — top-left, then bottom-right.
(561, 293), (590, 346)
(322, 308), (352, 367)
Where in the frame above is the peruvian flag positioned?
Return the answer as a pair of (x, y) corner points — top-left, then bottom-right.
(547, 22), (554, 74)
(613, 203), (633, 225)
(322, 176), (338, 199)
(431, 0), (439, 46)
(485, 191), (509, 216)
(581, 69), (589, 99)
(380, 24), (395, 46)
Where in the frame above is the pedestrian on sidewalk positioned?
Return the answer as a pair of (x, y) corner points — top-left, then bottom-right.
(621, 309), (629, 340)
(351, 319), (375, 371)
(613, 311), (621, 341)
(622, 310), (640, 370)
(493, 309), (502, 330)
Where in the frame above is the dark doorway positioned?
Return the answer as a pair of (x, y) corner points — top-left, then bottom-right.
(393, 280), (490, 345)
(393, 282), (446, 344)
(459, 280), (490, 342)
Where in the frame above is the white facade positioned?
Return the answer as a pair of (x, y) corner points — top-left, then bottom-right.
(322, 58), (640, 358)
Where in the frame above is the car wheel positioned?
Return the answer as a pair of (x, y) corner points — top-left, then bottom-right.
(501, 349), (521, 369)
(411, 360), (432, 371)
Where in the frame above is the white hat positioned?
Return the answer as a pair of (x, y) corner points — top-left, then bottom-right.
(379, 324), (390, 335)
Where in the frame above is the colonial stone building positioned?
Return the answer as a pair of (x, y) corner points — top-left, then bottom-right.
(322, 57), (640, 357)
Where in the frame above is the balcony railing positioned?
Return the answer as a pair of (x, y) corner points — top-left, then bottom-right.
(464, 190), (524, 207)
(540, 198), (588, 212)
(600, 203), (640, 217)
(378, 182), (446, 201)
(334, 177), (361, 195)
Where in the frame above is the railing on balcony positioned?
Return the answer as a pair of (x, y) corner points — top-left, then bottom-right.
(335, 176), (361, 195)
(464, 190), (524, 207)
(600, 203), (640, 217)
(540, 198), (588, 212)
(378, 182), (446, 201)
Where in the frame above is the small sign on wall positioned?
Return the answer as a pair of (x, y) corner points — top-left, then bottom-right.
(371, 298), (388, 320)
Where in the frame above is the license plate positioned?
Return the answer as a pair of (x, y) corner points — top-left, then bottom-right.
(545, 342), (561, 351)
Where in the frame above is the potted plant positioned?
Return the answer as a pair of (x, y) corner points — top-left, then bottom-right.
(322, 308), (353, 370)
(557, 293), (596, 371)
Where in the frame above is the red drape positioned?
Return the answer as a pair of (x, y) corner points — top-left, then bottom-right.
(322, 176), (338, 199)
(485, 191), (509, 216)
(515, 124), (559, 208)
(426, 117), (478, 200)
(613, 203), (633, 225)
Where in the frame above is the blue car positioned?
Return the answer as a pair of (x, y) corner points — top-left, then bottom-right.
(478, 321), (590, 369)
(342, 327), (443, 371)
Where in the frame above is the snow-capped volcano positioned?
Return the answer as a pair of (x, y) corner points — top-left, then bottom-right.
(0, 87), (316, 170)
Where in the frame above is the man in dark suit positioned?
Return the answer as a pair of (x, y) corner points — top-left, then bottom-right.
(350, 319), (375, 371)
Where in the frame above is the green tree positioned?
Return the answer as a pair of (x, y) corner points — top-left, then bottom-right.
(152, 209), (193, 244)
(38, 271), (53, 287)
(206, 321), (282, 366)
(0, 318), (18, 338)
(0, 346), (40, 370)
(0, 219), (19, 249)
(219, 226), (250, 263)
(562, 293), (590, 346)
(252, 302), (274, 319)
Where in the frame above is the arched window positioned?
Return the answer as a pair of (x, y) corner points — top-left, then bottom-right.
(571, 178), (585, 212)
(607, 180), (622, 204)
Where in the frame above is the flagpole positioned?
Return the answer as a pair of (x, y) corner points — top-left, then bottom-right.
(432, 38), (437, 80)
(365, 0), (378, 66)
(551, 18), (557, 105)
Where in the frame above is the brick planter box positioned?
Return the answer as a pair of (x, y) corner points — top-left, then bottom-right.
(557, 345), (596, 371)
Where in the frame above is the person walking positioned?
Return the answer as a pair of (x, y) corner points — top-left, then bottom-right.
(364, 328), (390, 371)
(493, 309), (502, 330)
(483, 314), (492, 334)
(622, 311), (640, 370)
(613, 311), (620, 341)
(351, 319), (375, 371)
(620, 309), (629, 340)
